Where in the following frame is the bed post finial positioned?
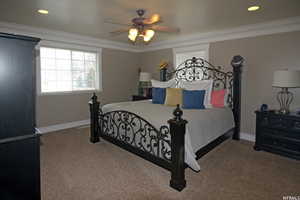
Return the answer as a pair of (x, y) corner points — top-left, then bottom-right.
(231, 55), (244, 67)
(89, 93), (100, 143)
(192, 57), (197, 63)
(91, 92), (98, 102)
(168, 105), (187, 191)
(231, 55), (244, 140)
(173, 104), (183, 121)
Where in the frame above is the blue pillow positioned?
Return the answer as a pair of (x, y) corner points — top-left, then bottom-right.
(182, 90), (206, 109)
(152, 87), (166, 104)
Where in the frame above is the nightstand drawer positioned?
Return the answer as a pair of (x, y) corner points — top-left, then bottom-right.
(260, 116), (300, 133)
(260, 115), (289, 129)
(255, 111), (300, 160)
(260, 128), (300, 140)
(291, 120), (300, 132)
(260, 133), (300, 156)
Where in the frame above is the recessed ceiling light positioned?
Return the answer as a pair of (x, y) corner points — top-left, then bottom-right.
(38, 9), (49, 14)
(248, 6), (260, 12)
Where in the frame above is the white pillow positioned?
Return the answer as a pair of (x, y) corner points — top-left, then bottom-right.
(224, 89), (230, 107)
(181, 80), (213, 108)
(151, 79), (176, 88)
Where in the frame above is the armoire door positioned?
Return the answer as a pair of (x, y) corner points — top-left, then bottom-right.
(0, 34), (39, 139)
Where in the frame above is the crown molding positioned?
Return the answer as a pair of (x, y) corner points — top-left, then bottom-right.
(0, 21), (140, 52)
(141, 16), (300, 52)
(1, 16), (300, 53)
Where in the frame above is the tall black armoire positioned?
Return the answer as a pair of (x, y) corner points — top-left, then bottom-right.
(0, 33), (41, 200)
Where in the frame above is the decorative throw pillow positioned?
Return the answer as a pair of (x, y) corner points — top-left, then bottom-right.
(181, 80), (213, 108)
(151, 78), (176, 88)
(152, 87), (166, 104)
(211, 89), (227, 108)
(182, 90), (206, 109)
(164, 88), (183, 106)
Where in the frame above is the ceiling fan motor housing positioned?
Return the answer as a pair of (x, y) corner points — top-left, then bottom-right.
(132, 9), (146, 25)
(109, 8), (179, 43)
(136, 9), (145, 17)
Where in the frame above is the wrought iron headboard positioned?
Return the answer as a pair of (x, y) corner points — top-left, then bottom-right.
(167, 57), (234, 107)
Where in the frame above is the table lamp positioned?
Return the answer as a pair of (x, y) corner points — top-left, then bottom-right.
(272, 70), (300, 114)
(138, 72), (151, 97)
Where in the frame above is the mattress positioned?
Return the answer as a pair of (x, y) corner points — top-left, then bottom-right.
(102, 100), (235, 171)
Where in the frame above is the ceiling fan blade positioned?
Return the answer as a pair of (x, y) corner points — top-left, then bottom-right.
(110, 28), (129, 35)
(103, 19), (131, 26)
(143, 14), (161, 25)
(151, 25), (180, 33)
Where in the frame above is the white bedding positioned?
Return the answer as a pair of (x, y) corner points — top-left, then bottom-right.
(102, 100), (235, 171)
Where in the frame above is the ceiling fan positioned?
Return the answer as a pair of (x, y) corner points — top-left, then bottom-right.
(106, 9), (180, 44)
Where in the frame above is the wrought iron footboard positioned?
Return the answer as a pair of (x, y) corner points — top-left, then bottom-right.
(89, 94), (187, 191)
(100, 110), (172, 166)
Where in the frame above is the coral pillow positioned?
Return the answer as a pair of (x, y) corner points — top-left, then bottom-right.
(164, 88), (183, 106)
(211, 89), (226, 108)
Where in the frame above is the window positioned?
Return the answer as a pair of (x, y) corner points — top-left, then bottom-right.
(173, 44), (209, 69)
(38, 44), (101, 94)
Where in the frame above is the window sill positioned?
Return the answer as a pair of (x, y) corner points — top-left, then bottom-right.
(38, 89), (102, 96)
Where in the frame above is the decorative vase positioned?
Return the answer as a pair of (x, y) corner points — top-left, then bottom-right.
(160, 68), (167, 81)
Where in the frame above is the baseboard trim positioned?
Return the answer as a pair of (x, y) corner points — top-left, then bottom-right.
(37, 120), (256, 142)
(240, 132), (255, 142)
(37, 119), (90, 134)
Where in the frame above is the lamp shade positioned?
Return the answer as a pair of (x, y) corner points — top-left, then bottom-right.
(139, 72), (151, 82)
(272, 70), (300, 88)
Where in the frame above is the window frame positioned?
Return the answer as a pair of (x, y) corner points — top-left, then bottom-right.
(36, 41), (102, 96)
(172, 44), (210, 69)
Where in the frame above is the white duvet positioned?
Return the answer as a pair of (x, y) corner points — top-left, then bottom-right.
(102, 100), (235, 171)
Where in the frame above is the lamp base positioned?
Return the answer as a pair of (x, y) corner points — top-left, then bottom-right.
(278, 108), (290, 115)
(276, 88), (293, 114)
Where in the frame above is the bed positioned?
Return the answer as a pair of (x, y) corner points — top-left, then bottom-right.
(89, 55), (244, 191)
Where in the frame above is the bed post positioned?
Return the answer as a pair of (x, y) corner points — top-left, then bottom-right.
(168, 104), (187, 191)
(89, 93), (100, 143)
(231, 55), (244, 140)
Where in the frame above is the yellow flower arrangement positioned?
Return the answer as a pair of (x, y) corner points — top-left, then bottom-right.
(158, 61), (168, 70)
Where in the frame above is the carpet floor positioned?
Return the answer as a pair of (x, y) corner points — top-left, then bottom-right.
(40, 128), (300, 200)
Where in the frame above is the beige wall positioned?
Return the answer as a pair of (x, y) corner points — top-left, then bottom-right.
(210, 31), (300, 135)
(36, 48), (140, 127)
(37, 31), (300, 133)
(139, 48), (173, 80)
(139, 31), (300, 135)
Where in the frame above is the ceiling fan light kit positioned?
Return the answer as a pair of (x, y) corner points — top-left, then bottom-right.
(110, 9), (179, 44)
(144, 30), (155, 42)
(128, 28), (155, 43)
(128, 28), (138, 41)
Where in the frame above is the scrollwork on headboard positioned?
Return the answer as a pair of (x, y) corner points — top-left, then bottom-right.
(168, 57), (234, 107)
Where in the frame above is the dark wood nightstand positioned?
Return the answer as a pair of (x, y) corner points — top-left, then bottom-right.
(132, 95), (152, 101)
(254, 110), (300, 160)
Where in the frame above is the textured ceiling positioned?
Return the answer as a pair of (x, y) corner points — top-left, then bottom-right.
(0, 0), (299, 43)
